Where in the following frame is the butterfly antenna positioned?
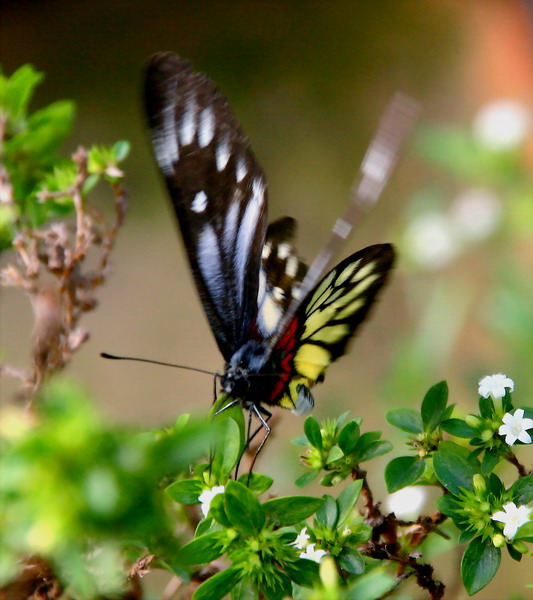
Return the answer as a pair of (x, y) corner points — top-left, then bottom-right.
(100, 352), (216, 376)
(272, 93), (420, 346)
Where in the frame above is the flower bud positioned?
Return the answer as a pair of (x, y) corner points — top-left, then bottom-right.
(319, 556), (339, 591)
(465, 415), (482, 428)
(481, 429), (493, 442)
(492, 534), (506, 548)
(473, 474), (486, 493)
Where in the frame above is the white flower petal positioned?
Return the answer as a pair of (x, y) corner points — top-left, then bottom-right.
(501, 413), (514, 425)
(503, 522), (519, 539)
(514, 408), (524, 420)
(517, 430), (532, 444)
(505, 433), (518, 446)
(491, 511), (507, 523)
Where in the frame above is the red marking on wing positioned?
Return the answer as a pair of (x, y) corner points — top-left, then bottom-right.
(268, 317), (299, 403)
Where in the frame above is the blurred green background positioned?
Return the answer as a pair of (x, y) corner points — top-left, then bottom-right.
(2, 1), (532, 598)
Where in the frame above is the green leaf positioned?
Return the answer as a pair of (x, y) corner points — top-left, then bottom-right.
(345, 523), (372, 546)
(165, 479), (204, 504)
(295, 470), (319, 488)
(212, 418), (242, 480)
(385, 456), (425, 493)
(224, 481), (265, 536)
(461, 536), (500, 595)
(337, 548), (365, 574)
(237, 472), (273, 495)
(481, 451), (500, 475)
(292, 435), (309, 447)
(209, 493), (232, 527)
(193, 567), (243, 600)
(304, 417), (323, 450)
(421, 381), (448, 433)
(440, 419), (477, 438)
(231, 578), (258, 600)
(112, 140), (130, 162)
(263, 496), (323, 526)
(435, 494), (462, 518)
(357, 440), (392, 462)
(179, 531), (226, 565)
(346, 568), (397, 600)
(336, 480), (363, 526)
(326, 445), (344, 463)
(479, 396), (494, 419)
(487, 473), (504, 496)
(316, 495), (338, 529)
(514, 519), (533, 541)
(3, 64), (44, 122)
(385, 408), (423, 433)
(508, 475), (533, 505)
(284, 559), (319, 587)
(335, 411), (352, 431)
(433, 446), (478, 496)
(338, 420), (360, 455)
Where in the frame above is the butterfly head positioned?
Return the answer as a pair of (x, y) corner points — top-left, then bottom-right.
(222, 340), (270, 398)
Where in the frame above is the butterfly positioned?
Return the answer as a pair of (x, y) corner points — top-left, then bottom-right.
(144, 52), (417, 461)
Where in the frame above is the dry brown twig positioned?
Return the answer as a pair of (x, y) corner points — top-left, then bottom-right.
(0, 146), (127, 406)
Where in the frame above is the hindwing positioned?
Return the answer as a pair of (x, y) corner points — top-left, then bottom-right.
(257, 217), (308, 340)
(266, 244), (395, 413)
(144, 53), (267, 360)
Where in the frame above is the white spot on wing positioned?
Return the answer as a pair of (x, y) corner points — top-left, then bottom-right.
(262, 241), (272, 260)
(257, 269), (267, 305)
(223, 200), (239, 254)
(286, 255), (298, 278)
(153, 97), (179, 176)
(272, 286), (285, 301)
(191, 191), (208, 213)
(277, 243), (291, 259)
(260, 295), (282, 334)
(216, 133), (231, 171)
(235, 177), (264, 294)
(236, 155), (247, 182)
(197, 225), (225, 313)
(179, 93), (197, 146)
(198, 106), (215, 147)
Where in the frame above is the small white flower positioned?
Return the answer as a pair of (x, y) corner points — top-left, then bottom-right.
(291, 527), (310, 550)
(498, 409), (533, 446)
(491, 502), (531, 540)
(478, 373), (514, 399)
(404, 213), (459, 270)
(450, 189), (502, 242)
(473, 100), (531, 151)
(198, 485), (225, 517)
(386, 486), (426, 520)
(299, 543), (327, 563)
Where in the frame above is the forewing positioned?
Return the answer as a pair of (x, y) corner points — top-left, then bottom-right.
(144, 52), (268, 360)
(257, 217), (308, 340)
(266, 244), (395, 412)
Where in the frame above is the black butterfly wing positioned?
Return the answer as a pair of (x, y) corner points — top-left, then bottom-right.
(264, 244), (395, 413)
(144, 52), (268, 360)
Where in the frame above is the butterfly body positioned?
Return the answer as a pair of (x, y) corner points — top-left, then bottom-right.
(144, 52), (398, 434)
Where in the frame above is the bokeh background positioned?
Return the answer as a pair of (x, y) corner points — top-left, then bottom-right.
(2, 1), (532, 598)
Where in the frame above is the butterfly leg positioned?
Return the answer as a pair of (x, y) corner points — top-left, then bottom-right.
(246, 404), (272, 483)
(213, 397), (240, 416)
(234, 408), (255, 480)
